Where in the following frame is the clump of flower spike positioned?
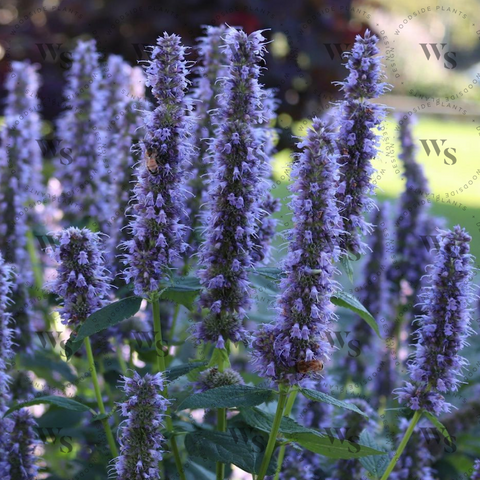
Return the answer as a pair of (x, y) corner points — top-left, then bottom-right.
(196, 367), (244, 392)
(343, 203), (390, 378)
(395, 226), (475, 415)
(389, 417), (436, 480)
(335, 29), (389, 255)
(7, 409), (39, 480)
(49, 228), (111, 330)
(197, 27), (269, 346)
(122, 33), (190, 297)
(113, 372), (168, 480)
(326, 399), (376, 480)
(253, 118), (342, 384)
(57, 40), (108, 226)
(186, 25), (227, 249)
(4, 61), (43, 202)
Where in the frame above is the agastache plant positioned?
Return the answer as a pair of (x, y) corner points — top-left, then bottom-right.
(335, 29), (389, 255)
(57, 40), (108, 226)
(114, 372), (168, 480)
(253, 119), (342, 480)
(381, 226), (475, 480)
(472, 460), (480, 480)
(197, 27), (268, 347)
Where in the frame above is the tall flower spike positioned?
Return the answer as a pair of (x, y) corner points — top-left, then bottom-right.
(472, 460), (480, 480)
(186, 25), (228, 250)
(122, 33), (190, 297)
(343, 203), (391, 379)
(57, 39), (109, 226)
(389, 418), (436, 480)
(395, 226), (475, 415)
(197, 27), (268, 346)
(49, 228), (111, 330)
(253, 118), (342, 384)
(113, 372), (168, 480)
(7, 409), (39, 480)
(4, 61), (43, 202)
(335, 29), (389, 255)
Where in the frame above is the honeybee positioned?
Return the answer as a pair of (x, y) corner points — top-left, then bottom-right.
(296, 359), (324, 374)
(145, 150), (159, 175)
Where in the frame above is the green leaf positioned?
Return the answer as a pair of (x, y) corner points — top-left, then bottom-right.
(424, 412), (455, 444)
(331, 290), (381, 338)
(207, 347), (231, 369)
(166, 362), (208, 382)
(185, 428), (276, 475)
(358, 430), (389, 479)
(299, 388), (370, 418)
(289, 432), (387, 459)
(21, 350), (77, 383)
(4, 396), (91, 417)
(178, 385), (275, 411)
(159, 276), (202, 310)
(248, 267), (285, 281)
(65, 296), (142, 359)
(341, 256), (354, 282)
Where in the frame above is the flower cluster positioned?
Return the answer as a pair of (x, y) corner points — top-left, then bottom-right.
(196, 367), (244, 392)
(336, 30), (388, 255)
(253, 118), (342, 384)
(197, 28), (268, 346)
(114, 372), (169, 479)
(57, 40), (108, 225)
(123, 33), (190, 297)
(472, 459), (480, 480)
(389, 418), (436, 480)
(396, 226), (475, 414)
(49, 228), (111, 330)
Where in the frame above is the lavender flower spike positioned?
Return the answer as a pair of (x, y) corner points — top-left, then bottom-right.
(253, 118), (342, 384)
(113, 372), (169, 480)
(7, 409), (39, 480)
(336, 29), (389, 255)
(471, 459), (480, 480)
(123, 33), (190, 298)
(197, 27), (268, 346)
(49, 228), (111, 330)
(395, 226), (475, 415)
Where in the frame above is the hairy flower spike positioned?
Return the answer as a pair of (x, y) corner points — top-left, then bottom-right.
(123, 33), (190, 297)
(57, 40), (109, 225)
(7, 409), (39, 480)
(197, 27), (269, 345)
(253, 119), (342, 384)
(336, 30), (389, 255)
(196, 367), (244, 392)
(472, 460), (480, 480)
(395, 226), (475, 415)
(114, 372), (169, 480)
(49, 228), (111, 330)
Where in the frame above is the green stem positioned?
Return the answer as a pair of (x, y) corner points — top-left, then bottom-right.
(273, 388), (298, 480)
(99, 360), (115, 414)
(166, 303), (180, 367)
(379, 409), (423, 480)
(114, 339), (128, 377)
(84, 337), (118, 458)
(257, 385), (290, 480)
(216, 352), (227, 480)
(152, 300), (186, 480)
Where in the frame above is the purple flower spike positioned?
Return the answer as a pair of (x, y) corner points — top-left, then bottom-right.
(253, 118), (342, 385)
(395, 226), (475, 415)
(114, 372), (169, 480)
(336, 30), (389, 256)
(471, 459), (480, 480)
(49, 228), (111, 330)
(197, 27), (269, 346)
(56, 40), (109, 226)
(7, 409), (39, 480)
(122, 33), (191, 298)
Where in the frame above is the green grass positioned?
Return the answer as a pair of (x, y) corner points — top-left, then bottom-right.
(271, 115), (480, 265)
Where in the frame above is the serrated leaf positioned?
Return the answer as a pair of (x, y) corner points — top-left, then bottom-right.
(65, 296), (142, 359)
(159, 277), (202, 310)
(185, 428), (276, 475)
(341, 256), (354, 282)
(166, 362), (208, 382)
(299, 388), (369, 418)
(178, 385), (275, 411)
(331, 290), (380, 338)
(4, 395), (91, 417)
(359, 430), (389, 479)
